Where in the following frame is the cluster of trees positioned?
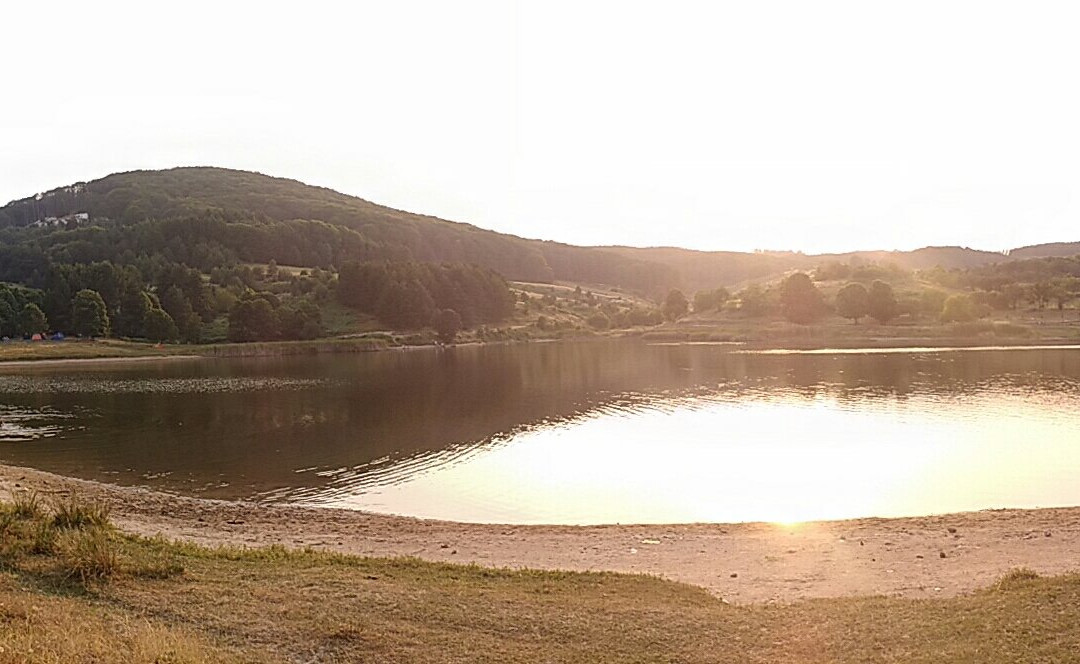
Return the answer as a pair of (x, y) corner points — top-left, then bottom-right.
(924, 256), (1080, 314)
(226, 292), (323, 342)
(813, 260), (907, 284)
(38, 261), (208, 342)
(0, 281), (177, 342)
(0, 284), (48, 338)
(660, 268), (966, 326)
(0, 192), (522, 344)
(834, 281), (898, 324)
(692, 287), (730, 314)
(337, 261), (514, 332)
(652, 287), (732, 323)
(524, 284), (666, 333)
(0, 246), (518, 344)
(775, 273), (936, 325)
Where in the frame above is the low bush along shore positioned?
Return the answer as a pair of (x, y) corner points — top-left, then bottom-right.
(1, 493), (1079, 662)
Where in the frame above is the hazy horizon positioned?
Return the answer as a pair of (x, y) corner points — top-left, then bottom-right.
(5, 1), (1080, 255)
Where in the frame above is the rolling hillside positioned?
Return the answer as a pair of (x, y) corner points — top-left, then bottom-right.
(0, 167), (1075, 295)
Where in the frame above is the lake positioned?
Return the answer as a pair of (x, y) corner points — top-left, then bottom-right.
(1, 340), (1079, 525)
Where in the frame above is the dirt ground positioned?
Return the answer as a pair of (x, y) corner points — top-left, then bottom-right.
(2, 462), (1077, 604)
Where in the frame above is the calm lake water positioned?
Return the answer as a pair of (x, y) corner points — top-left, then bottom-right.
(1, 340), (1080, 524)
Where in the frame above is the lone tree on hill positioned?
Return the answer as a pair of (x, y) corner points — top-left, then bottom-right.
(868, 280), (898, 324)
(835, 283), (869, 324)
(779, 273), (826, 324)
(434, 308), (462, 344)
(71, 289), (110, 338)
(662, 289), (689, 321)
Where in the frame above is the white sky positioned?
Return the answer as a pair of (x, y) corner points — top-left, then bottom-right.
(2, 1), (1079, 254)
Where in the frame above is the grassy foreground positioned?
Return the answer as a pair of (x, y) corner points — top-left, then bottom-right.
(2, 495), (1079, 662)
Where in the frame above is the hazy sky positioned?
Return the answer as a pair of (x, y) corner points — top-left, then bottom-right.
(3, 1), (1079, 254)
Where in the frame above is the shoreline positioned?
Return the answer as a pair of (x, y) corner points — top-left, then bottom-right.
(1, 332), (1078, 366)
(2, 461), (1077, 605)
(0, 354), (202, 369)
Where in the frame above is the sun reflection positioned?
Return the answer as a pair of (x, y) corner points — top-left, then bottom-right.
(324, 387), (1080, 525)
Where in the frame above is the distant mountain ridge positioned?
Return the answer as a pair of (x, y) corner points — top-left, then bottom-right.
(0, 167), (1074, 294)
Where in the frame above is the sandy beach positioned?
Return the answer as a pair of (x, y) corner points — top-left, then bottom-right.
(3, 462), (1077, 605)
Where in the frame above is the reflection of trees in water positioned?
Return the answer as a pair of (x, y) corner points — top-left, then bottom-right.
(714, 351), (1080, 403)
(2, 342), (1079, 498)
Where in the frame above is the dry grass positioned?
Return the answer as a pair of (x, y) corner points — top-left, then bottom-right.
(50, 494), (111, 529)
(9, 491), (43, 519)
(2, 496), (1080, 662)
(0, 577), (232, 664)
(0, 339), (173, 362)
(55, 527), (118, 583)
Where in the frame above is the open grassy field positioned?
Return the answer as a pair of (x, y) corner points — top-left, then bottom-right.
(2, 494), (1079, 663)
(0, 339), (185, 363)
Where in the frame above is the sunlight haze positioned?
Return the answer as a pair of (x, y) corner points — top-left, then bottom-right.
(3, 0), (1080, 254)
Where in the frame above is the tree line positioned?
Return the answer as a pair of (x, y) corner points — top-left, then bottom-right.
(337, 261), (514, 332)
(0, 253), (515, 345)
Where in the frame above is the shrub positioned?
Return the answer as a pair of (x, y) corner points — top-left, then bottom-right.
(991, 567), (1040, 591)
(11, 490), (44, 519)
(57, 527), (118, 583)
(31, 519), (58, 555)
(941, 294), (977, 322)
(586, 311), (611, 330)
(51, 496), (111, 530)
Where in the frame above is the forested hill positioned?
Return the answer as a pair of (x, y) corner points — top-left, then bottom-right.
(0, 168), (677, 293)
(0, 167), (1076, 294)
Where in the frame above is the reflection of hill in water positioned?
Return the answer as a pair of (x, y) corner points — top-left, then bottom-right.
(0, 341), (1078, 501)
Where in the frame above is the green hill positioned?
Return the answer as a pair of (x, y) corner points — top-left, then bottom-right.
(1, 167), (1078, 345)
(5, 167), (1064, 296)
(0, 167), (677, 294)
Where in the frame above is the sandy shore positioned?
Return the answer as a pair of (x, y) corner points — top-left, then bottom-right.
(2, 462), (1078, 604)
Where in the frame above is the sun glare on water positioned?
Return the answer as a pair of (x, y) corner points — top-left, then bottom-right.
(319, 389), (1074, 526)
